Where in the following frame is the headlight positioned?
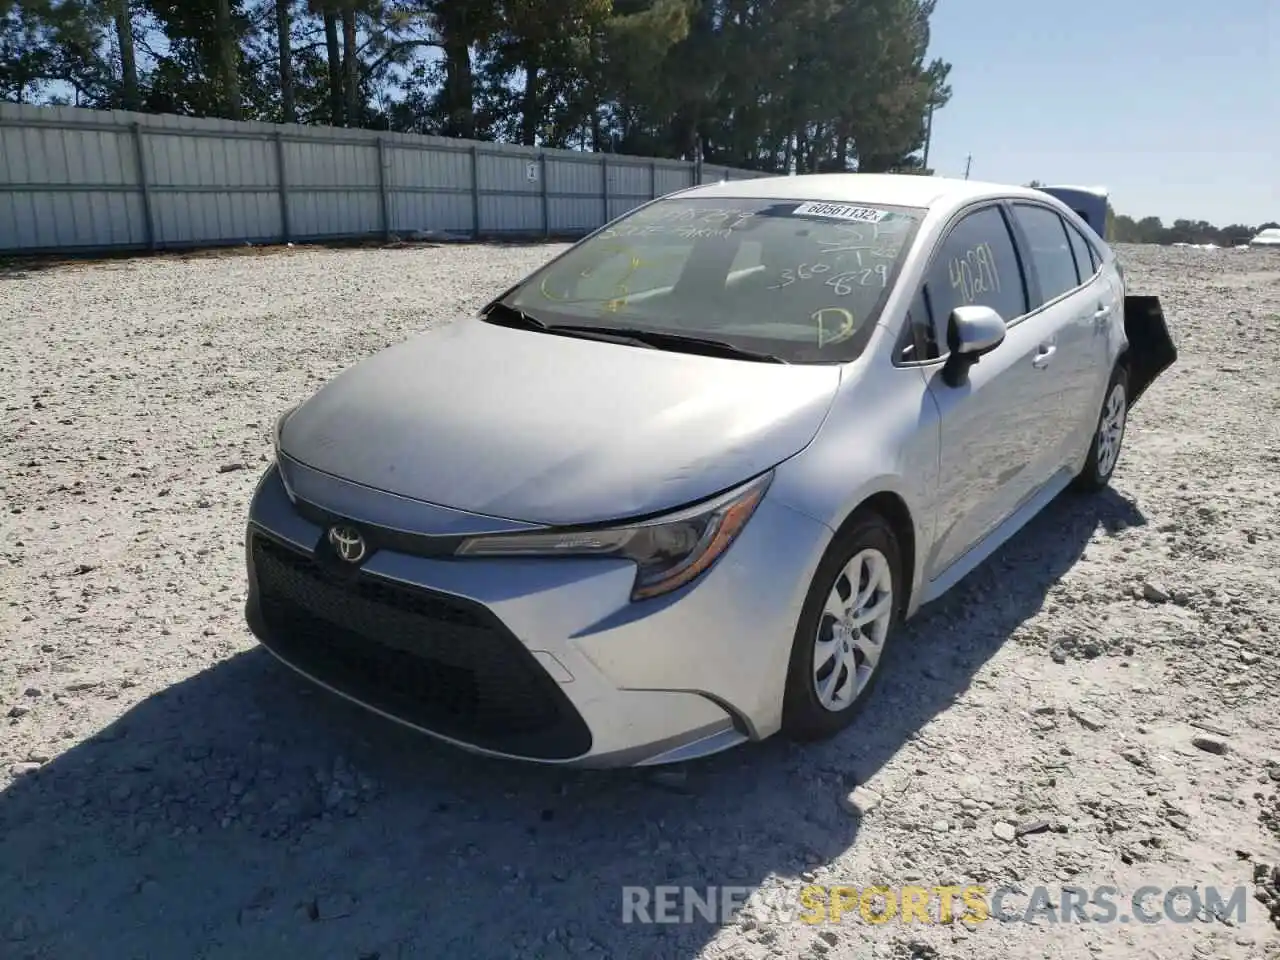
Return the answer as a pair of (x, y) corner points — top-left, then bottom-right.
(456, 471), (773, 600)
(272, 404), (298, 458)
(272, 404), (299, 502)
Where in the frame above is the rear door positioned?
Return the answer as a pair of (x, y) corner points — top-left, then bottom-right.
(908, 204), (1053, 580)
(1007, 202), (1108, 475)
(1063, 213), (1121, 413)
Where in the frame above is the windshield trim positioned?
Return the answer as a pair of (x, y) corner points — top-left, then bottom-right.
(490, 195), (927, 365)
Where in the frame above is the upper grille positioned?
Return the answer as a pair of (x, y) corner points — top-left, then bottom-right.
(249, 532), (592, 760)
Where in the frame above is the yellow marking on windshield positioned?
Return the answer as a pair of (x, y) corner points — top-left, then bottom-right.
(538, 242), (686, 312)
(540, 274), (569, 301)
(813, 307), (857, 347)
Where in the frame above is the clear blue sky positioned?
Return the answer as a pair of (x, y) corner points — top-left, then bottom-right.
(925, 0), (1278, 226)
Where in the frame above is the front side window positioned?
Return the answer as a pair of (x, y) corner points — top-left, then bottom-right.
(897, 287), (941, 363)
(1011, 204), (1083, 305)
(499, 197), (926, 363)
(922, 205), (1029, 331)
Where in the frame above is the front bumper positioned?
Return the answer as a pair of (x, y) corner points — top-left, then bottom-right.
(244, 463), (832, 767)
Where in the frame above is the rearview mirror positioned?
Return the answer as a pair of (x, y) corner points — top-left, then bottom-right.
(942, 305), (1006, 387)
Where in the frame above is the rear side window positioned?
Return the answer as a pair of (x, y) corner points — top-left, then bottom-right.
(1011, 204), (1082, 305)
(1064, 221), (1097, 283)
(923, 205), (1029, 329)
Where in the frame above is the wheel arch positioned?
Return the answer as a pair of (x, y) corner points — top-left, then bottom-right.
(830, 489), (918, 620)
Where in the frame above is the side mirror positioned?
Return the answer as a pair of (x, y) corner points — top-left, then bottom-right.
(942, 305), (1006, 387)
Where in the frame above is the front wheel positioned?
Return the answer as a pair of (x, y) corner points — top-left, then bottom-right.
(1074, 365), (1129, 492)
(781, 511), (902, 742)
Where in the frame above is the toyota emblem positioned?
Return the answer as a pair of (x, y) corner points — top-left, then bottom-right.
(327, 525), (367, 564)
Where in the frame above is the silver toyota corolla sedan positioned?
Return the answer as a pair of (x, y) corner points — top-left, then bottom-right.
(244, 173), (1176, 767)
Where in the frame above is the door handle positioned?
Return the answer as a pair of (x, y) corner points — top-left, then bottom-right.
(1032, 344), (1057, 369)
(1092, 305), (1112, 323)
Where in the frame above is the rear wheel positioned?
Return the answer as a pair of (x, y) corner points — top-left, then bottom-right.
(1074, 364), (1128, 492)
(782, 511), (902, 742)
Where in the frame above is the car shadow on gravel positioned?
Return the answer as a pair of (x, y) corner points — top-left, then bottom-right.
(0, 488), (1145, 959)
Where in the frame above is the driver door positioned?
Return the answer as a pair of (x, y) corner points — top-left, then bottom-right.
(913, 204), (1057, 581)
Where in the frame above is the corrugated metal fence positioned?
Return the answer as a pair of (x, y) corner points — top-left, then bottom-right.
(0, 102), (770, 255)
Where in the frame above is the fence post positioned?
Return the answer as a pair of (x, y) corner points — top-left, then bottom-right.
(540, 152), (549, 238)
(376, 137), (390, 241)
(275, 131), (290, 243)
(130, 121), (155, 251)
(650, 160), (657, 200)
(601, 153), (610, 225)
(470, 145), (481, 239)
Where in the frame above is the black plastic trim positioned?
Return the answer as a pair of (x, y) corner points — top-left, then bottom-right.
(244, 529), (594, 761)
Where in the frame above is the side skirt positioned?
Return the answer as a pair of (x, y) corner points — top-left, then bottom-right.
(916, 468), (1075, 609)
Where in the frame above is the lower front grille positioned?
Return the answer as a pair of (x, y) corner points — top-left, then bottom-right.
(248, 532), (592, 760)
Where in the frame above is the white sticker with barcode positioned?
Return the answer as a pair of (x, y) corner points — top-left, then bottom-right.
(790, 202), (888, 223)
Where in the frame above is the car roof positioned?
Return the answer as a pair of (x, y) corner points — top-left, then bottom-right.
(681, 172), (1051, 213)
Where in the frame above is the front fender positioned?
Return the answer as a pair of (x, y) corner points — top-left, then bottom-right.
(768, 362), (940, 617)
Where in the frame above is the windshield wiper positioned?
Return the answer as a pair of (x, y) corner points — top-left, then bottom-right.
(481, 301), (550, 330)
(545, 325), (789, 364)
(482, 305), (787, 363)
(482, 305), (658, 350)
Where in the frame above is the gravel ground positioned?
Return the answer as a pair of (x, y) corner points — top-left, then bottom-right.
(2, 241), (1278, 960)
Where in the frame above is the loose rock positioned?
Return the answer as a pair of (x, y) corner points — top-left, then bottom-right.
(1191, 735), (1230, 756)
(840, 787), (882, 817)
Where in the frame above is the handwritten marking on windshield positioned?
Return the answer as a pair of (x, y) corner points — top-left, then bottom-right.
(540, 274), (569, 301)
(768, 261), (888, 295)
(674, 226), (732, 240)
(813, 307), (857, 347)
(599, 224), (667, 240)
(621, 207), (757, 233)
(769, 262), (832, 289)
(538, 242), (684, 309)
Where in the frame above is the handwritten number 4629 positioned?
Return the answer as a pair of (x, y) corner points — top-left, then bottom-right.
(768, 262), (889, 295)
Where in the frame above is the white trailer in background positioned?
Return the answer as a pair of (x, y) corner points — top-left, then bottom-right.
(1249, 228), (1280, 247)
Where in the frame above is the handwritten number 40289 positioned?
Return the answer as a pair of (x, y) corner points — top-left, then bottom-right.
(768, 262), (889, 295)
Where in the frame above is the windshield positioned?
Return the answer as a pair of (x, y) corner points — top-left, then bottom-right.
(497, 196), (926, 363)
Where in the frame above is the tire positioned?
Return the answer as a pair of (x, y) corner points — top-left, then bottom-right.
(1073, 364), (1129, 492)
(781, 510), (903, 742)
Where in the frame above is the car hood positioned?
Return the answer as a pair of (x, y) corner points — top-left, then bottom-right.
(279, 318), (842, 526)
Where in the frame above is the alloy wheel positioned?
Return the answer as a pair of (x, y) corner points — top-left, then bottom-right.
(1096, 381), (1127, 478)
(813, 548), (894, 712)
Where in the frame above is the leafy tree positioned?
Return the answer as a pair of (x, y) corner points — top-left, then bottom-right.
(1, 1), (59, 104)
(275, 0), (293, 120)
(2, 0), (957, 177)
(142, 0), (261, 118)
